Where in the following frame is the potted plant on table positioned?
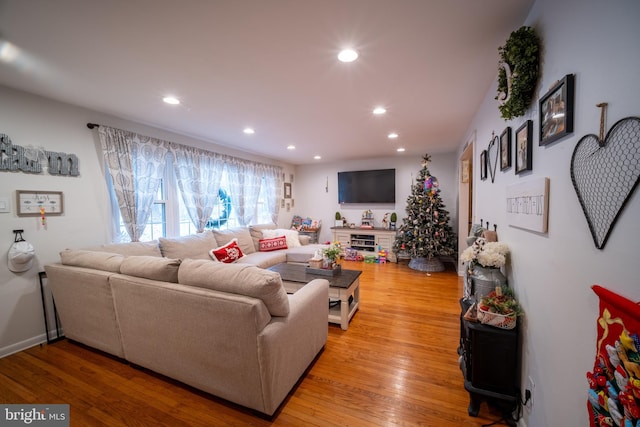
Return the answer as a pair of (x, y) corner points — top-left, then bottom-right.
(389, 212), (397, 230)
(323, 246), (341, 270)
(477, 287), (522, 330)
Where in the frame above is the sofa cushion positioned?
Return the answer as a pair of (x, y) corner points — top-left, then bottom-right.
(91, 241), (162, 257)
(259, 236), (288, 252)
(237, 251), (287, 269)
(209, 238), (245, 263)
(158, 232), (217, 260)
(262, 229), (301, 248)
(212, 227), (256, 255)
(120, 256), (181, 282)
(249, 223), (277, 251)
(178, 259), (290, 316)
(60, 249), (124, 272)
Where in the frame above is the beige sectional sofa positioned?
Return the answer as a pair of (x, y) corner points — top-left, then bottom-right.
(44, 225), (330, 416)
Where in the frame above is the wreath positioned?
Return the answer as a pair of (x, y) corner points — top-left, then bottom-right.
(495, 26), (540, 120)
(206, 188), (231, 229)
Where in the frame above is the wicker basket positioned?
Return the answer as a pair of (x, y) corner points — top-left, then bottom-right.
(477, 306), (517, 330)
(308, 259), (323, 269)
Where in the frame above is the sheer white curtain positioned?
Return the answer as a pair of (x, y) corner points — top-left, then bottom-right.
(98, 126), (168, 242)
(227, 159), (262, 226)
(259, 164), (282, 224)
(170, 144), (225, 233)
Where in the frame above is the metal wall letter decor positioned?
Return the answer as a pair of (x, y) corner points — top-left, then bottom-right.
(570, 103), (640, 249)
(0, 133), (79, 176)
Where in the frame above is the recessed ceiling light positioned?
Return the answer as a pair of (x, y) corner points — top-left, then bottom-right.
(287, 145), (296, 150)
(243, 127), (255, 134)
(388, 132), (399, 139)
(0, 40), (20, 63)
(314, 155), (322, 160)
(373, 107), (386, 115)
(163, 96), (180, 105)
(338, 49), (358, 63)
(397, 147), (405, 152)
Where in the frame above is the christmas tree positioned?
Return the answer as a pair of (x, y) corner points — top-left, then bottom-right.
(392, 154), (457, 271)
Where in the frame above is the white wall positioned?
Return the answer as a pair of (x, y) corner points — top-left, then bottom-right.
(459, 0), (640, 425)
(0, 85), (293, 356)
(294, 153), (458, 245)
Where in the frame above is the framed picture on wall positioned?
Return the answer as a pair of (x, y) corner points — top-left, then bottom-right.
(500, 127), (512, 171)
(515, 120), (533, 174)
(283, 182), (292, 199)
(539, 74), (575, 146)
(480, 150), (488, 180)
(16, 190), (64, 216)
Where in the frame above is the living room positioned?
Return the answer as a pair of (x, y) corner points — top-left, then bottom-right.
(1, 0), (640, 426)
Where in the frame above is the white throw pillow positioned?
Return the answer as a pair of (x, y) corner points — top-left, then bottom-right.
(261, 228), (301, 248)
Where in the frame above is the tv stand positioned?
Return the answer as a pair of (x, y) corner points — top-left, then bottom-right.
(331, 227), (397, 262)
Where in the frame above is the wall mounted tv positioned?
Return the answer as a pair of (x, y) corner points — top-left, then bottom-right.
(338, 169), (396, 204)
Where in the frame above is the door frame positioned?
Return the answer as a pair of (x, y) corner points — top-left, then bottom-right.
(457, 139), (474, 275)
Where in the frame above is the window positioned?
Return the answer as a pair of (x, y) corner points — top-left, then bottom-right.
(114, 178), (166, 242)
(115, 169), (275, 241)
(99, 126), (282, 242)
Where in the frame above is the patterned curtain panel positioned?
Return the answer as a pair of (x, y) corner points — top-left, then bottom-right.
(226, 159), (283, 226)
(260, 164), (282, 224)
(226, 159), (255, 226)
(170, 144), (224, 233)
(98, 126), (168, 242)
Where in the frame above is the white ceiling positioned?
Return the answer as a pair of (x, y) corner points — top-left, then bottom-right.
(0, 0), (533, 165)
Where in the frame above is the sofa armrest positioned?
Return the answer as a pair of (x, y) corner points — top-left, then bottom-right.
(257, 278), (329, 414)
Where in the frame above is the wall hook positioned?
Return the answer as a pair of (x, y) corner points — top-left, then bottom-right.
(13, 229), (25, 242)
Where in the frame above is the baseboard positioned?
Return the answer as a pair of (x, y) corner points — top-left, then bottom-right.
(0, 328), (64, 359)
(0, 334), (47, 358)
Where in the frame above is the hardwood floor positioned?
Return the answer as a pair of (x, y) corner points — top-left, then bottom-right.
(0, 260), (508, 426)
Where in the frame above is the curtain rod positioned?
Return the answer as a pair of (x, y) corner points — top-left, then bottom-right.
(86, 123), (100, 129)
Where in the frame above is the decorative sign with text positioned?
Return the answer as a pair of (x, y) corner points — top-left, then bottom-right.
(0, 133), (79, 176)
(506, 177), (550, 233)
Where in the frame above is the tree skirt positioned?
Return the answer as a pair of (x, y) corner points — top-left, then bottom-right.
(588, 285), (640, 426)
(408, 256), (444, 272)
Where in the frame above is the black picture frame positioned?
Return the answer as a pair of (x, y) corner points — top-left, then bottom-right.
(539, 74), (575, 146)
(283, 182), (292, 199)
(515, 120), (533, 174)
(500, 127), (512, 171)
(480, 150), (487, 180)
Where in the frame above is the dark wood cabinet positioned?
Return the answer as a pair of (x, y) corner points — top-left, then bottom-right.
(458, 299), (519, 426)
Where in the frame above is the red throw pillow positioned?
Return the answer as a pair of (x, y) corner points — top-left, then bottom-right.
(259, 235), (288, 252)
(209, 238), (245, 263)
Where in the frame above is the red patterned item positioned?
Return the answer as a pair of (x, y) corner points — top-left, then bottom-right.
(209, 238), (245, 263)
(259, 236), (288, 252)
(588, 285), (640, 426)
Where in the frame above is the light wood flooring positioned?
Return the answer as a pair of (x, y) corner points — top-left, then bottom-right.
(0, 260), (509, 426)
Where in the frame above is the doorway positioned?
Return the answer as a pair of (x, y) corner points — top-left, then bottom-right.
(457, 141), (474, 274)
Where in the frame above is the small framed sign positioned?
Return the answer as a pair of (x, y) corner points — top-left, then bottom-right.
(16, 190), (64, 217)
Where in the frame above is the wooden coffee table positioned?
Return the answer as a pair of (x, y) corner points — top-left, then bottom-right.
(268, 263), (361, 330)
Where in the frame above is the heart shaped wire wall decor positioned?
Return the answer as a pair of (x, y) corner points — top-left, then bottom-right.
(570, 104), (640, 249)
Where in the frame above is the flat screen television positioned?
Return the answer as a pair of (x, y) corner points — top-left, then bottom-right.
(338, 169), (395, 204)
